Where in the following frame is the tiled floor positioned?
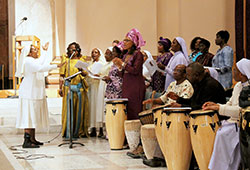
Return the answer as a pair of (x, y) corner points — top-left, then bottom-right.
(0, 98), (167, 170)
(0, 134), (167, 170)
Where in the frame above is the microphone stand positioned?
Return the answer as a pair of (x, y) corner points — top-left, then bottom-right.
(8, 18), (27, 98)
(58, 51), (84, 148)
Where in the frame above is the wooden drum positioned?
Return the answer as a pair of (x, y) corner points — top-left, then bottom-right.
(240, 107), (250, 169)
(138, 109), (154, 125)
(190, 110), (220, 170)
(152, 105), (166, 157)
(105, 98), (128, 150)
(141, 124), (157, 159)
(162, 107), (192, 170)
(124, 119), (141, 151)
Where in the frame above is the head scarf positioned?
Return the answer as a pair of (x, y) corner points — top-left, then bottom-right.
(236, 58), (250, 79)
(158, 37), (171, 51)
(176, 37), (189, 63)
(107, 46), (113, 52)
(15, 45), (30, 78)
(126, 28), (146, 49)
(143, 50), (154, 77)
(96, 48), (106, 64)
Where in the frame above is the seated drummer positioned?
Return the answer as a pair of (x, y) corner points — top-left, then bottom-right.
(143, 64), (194, 106)
(167, 62), (226, 170)
(202, 58), (250, 170)
(169, 62), (226, 110)
(142, 64), (194, 168)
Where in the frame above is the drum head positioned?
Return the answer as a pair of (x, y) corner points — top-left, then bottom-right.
(105, 98), (128, 104)
(139, 109), (153, 116)
(190, 109), (216, 117)
(163, 107), (192, 114)
(152, 104), (167, 113)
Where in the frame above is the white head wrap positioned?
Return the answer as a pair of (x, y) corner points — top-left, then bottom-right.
(236, 58), (250, 79)
(15, 46), (30, 78)
(108, 46), (113, 52)
(96, 48), (106, 64)
(143, 50), (154, 79)
(176, 37), (189, 63)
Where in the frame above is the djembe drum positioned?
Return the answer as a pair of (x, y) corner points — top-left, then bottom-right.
(138, 109), (154, 125)
(189, 110), (220, 170)
(105, 98), (128, 150)
(152, 105), (166, 157)
(161, 107), (192, 170)
(240, 107), (250, 169)
(124, 119), (141, 151)
(141, 124), (157, 159)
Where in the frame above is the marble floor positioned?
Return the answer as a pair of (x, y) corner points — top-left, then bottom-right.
(0, 98), (167, 170)
(0, 133), (167, 170)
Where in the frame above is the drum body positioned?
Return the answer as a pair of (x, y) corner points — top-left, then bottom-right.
(124, 119), (141, 151)
(105, 99), (128, 150)
(162, 107), (192, 170)
(152, 105), (165, 156)
(190, 110), (220, 170)
(138, 109), (154, 125)
(240, 107), (250, 169)
(141, 124), (157, 159)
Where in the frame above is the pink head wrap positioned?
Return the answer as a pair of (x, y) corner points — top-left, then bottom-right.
(125, 28), (146, 49)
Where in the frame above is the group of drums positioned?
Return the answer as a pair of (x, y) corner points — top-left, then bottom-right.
(105, 98), (250, 170)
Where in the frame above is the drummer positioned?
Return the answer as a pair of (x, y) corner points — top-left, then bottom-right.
(168, 62), (226, 110)
(143, 64), (194, 106)
(142, 64), (194, 167)
(202, 58), (250, 170)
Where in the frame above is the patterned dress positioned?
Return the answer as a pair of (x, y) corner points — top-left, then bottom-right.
(212, 46), (234, 89)
(160, 79), (194, 105)
(151, 52), (173, 93)
(105, 64), (123, 99)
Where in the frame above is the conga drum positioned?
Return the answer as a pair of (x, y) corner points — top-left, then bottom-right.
(105, 98), (128, 150)
(138, 109), (154, 125)
(240, 107), (250, 169)
(162, 107), (192, 170)
(190, 110), (220, 170)
(152, 105), (166, 157)
(124, 119), (141, 151)
(141, 124), (157, 159)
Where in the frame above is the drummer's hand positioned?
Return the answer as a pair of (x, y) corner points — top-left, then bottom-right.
(202, 102), (216, 108)
(166, 92), (179, 100)
(202, 102), (220, 111)
(169, 102), (181, 107)
(143, 99), (153, 105)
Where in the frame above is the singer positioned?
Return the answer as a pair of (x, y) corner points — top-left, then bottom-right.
(16, 43), (64, 148)
(59, 42), (89, 139)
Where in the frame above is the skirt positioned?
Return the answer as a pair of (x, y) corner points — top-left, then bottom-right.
(16, 98), (49, 129)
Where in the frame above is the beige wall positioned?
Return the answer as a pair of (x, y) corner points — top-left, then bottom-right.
(9, 0), (236, 77)
(75, 0), (157, 56)
(157, 0), (235, 54)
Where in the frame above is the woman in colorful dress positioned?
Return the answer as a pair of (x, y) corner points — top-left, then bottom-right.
(113, 28), (146, 120)
(151, 37), (173, 94)
(59, 42), (89, 138)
